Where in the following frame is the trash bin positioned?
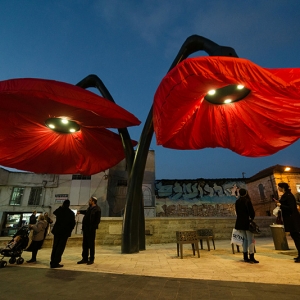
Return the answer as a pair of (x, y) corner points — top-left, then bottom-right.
(270, 224), (289, 250)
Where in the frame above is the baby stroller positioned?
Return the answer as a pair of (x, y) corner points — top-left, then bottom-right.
(0, 225), (30, 268)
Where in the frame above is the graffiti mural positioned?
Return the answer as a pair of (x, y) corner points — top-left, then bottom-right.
(155, 178), (246, 217)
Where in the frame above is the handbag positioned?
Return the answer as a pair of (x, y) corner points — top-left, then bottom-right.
(245, 199), (261, 234)
(248, 220), (261, 234)
(231, 228), (245, 246)
(272, 206), (280, 217)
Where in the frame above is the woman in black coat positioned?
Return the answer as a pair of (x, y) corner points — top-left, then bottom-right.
(275, 182), (300, 262)
(235, 188), (259, 263)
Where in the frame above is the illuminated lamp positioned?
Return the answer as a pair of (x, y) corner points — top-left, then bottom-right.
(205, 84), (250, 104)
(45, 117), (80, 133)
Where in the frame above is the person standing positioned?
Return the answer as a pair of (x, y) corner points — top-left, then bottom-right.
(27, 210), (37, 249)
(29, 210), (37, 225)
(274, 182), (300, 263)
(294, 191), (300, 212)
(26, 214), (47, 263)
(43, 212), (53, 239)
(50, 199), (76, 269)
(235, 188), (259, 263)
(77, 196), (101, 265)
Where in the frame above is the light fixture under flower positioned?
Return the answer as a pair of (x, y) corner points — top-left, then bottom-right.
(204, 84), (250, 104)
(45, 117), (80, 133)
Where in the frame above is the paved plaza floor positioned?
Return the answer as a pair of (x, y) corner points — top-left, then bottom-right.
(0, 236), (300, 299)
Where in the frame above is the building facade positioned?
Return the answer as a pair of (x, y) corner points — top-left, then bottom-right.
(0, 150), (155, 236)
(1, 156), (299, 237)
(246, 165), (300, 216)
(154, 165), (300, 218)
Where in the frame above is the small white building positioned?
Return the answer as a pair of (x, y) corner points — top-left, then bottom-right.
(0, 150), (155, 236)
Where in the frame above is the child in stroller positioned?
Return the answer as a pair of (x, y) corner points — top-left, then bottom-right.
(0, 226), (30, 268)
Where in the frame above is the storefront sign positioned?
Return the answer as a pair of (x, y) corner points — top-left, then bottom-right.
(55, 194), (68, 203)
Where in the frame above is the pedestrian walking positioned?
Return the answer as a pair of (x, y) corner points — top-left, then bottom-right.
(50, 199), (76, 268)
(77, 196), (101, 265)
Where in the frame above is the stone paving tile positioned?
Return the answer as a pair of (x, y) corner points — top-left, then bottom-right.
(17, 269), (296, 300)
(1, 236), (300, 299)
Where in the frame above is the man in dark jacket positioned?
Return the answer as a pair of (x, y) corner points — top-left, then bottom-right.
(29, 210), (37, 225)
(50, 199), (76, 268)
(275, 182), (300, 262)
(77, 196), (101, 265)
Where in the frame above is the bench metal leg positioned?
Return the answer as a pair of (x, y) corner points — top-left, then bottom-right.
(195, 242), (200, 258)
(206, 239), (210, 251)
(191, 243), (195, 255)
(199, 239), (203, 249)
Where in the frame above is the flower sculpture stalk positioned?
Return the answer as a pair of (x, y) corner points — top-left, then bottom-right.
(121, 35), (238, 253)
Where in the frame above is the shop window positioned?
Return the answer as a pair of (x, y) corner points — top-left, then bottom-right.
(296, 184), (300, 193)
(28, 187), (42, 205)
(9, 187), (24, 206)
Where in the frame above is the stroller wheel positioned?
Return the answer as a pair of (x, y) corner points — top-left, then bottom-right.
(0, 261), (7, 268)
(9, 257), (16, 264)
(17, 257), (24, 265)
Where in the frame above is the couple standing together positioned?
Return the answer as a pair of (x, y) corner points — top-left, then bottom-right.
(235, 182), (300, 264)
(50, 196), (101, 268)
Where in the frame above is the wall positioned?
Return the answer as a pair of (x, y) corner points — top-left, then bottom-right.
(0, 171), (108, 214)
(0, 169), (110, 235)
(106, 150), (155, 217)
(247, 175), (275, 217)
(0, 172), (58, 213)
(247, 170), (300, 216)
(0, 151), (155, 234)
(155, 178), (246, 217)
(95, 216), (275, 245)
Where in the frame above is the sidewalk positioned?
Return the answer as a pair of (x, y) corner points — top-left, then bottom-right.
(1, 236), (300, 299)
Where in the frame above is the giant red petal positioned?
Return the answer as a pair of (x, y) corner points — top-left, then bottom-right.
(0, 78), (140, 174)
(153, 56), (300, 157)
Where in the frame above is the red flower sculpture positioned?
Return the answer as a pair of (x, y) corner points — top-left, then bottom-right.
(0, 78), (140, 174)
(153, 56), (300, 157)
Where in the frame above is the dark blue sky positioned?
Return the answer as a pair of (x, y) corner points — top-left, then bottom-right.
(1, 1), (300, 179)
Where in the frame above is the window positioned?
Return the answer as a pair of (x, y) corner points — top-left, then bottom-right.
(72, 175), (91, 180)
(142, 184), (153, 206)
(9, 187), (25, 206)
(117, 180), (127, 187)
(258, 184), (266, 201)
(28, 187), (43, 205)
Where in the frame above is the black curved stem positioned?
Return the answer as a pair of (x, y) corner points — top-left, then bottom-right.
(76, 75), (135, 173)
(121, 35), (238, 254)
